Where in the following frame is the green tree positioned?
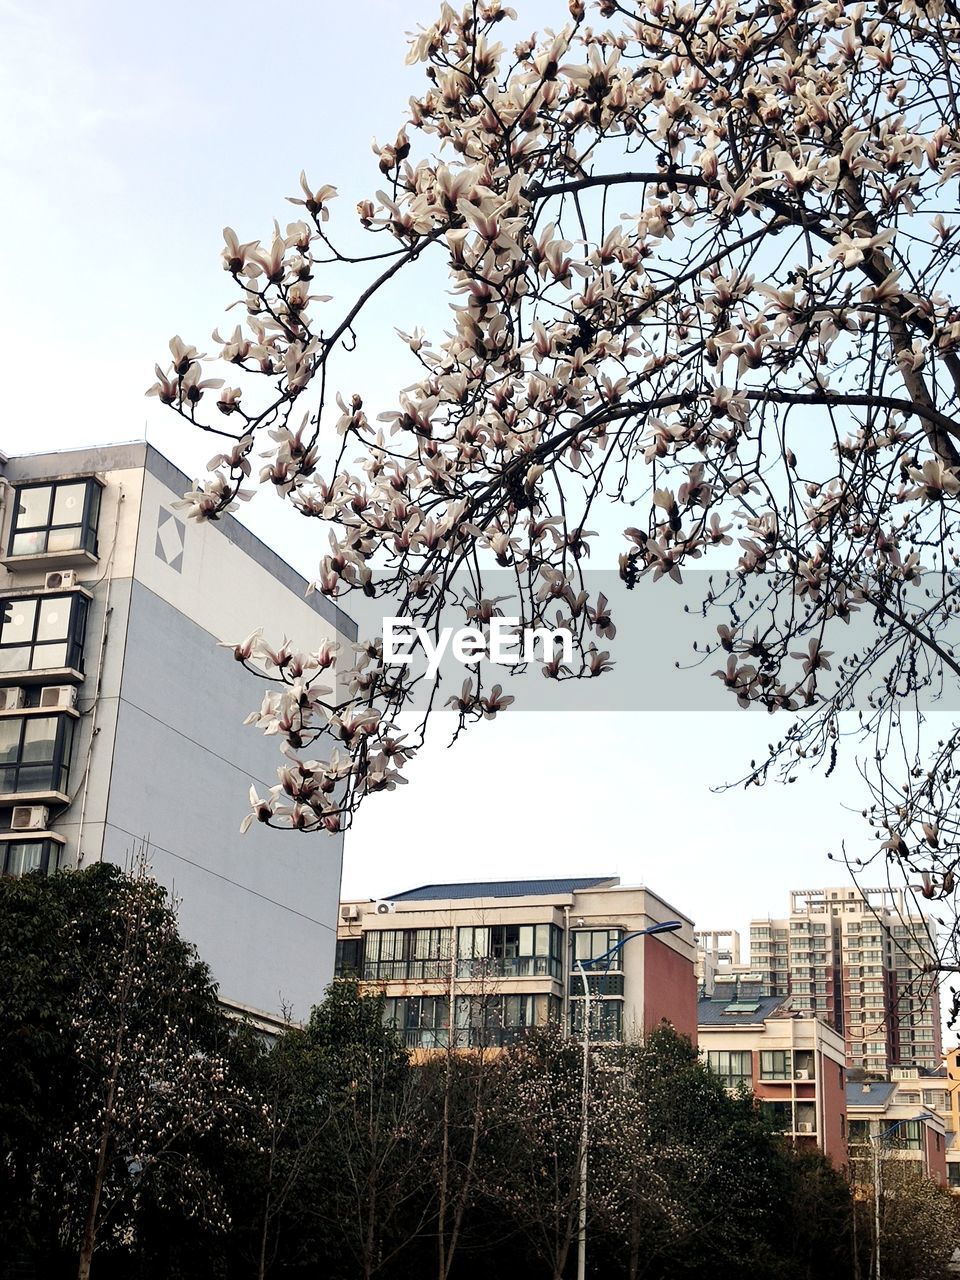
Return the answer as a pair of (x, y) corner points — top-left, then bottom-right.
(249, 980), (434, 1280)
(0, 862), (250, 1280)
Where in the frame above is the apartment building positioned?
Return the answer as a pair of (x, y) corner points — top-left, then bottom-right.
(695, 928), (742, 995)
(846, 1077), (947, 1187)
(698, 988), (848, 1165)
(747, 887), (942, 1071)
(336, 877), (697, 1050)
(0, 443), (354, 1024)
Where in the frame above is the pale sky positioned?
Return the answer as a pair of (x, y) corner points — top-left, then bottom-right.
(0, 0), (927, 949)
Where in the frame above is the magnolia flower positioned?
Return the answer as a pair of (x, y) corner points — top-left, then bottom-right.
(288, 173), (337, 219)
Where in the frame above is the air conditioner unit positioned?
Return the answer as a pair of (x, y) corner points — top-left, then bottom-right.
(39, 685), (77, 710)
(44, 570), (78, 591)
(341, 904), (360, 921)
(11, 805), (49, 831)
(375, 900), (396, 915)
(0, 687), (23, 711)
(797, 1122), (815, 1133)
(795, 1069), (811, 1081)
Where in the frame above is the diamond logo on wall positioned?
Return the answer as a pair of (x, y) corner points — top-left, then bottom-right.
(155, 509), (186, 572)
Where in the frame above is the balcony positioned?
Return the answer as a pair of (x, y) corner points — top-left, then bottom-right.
(0, 832), (64, 877)
(2, 478), (102, 572)
(0, 591), (89, 685)
(0, 710), (76, 806)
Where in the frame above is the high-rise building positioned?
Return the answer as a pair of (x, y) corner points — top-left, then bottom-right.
(747, 887), (942, 1072)
(0, 442), (354, 1025)
(336, 877), (697, 1050)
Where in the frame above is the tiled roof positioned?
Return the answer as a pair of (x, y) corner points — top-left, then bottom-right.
(386, 877), (618, 902)
(846, 1082), (897, 1108)
(697, 995), (786, 1025)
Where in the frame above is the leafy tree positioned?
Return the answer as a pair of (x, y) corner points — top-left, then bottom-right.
(854, 1157), (960, 1280)
(479, 1026), (584, 1280)
(590, 1027), (852, 1280)
(154, 0), (960, 993)
(0, 863), (250, 1280)
(249, 980), (434, 1280)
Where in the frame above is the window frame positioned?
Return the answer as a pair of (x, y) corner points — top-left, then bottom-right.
(707, 1049), (753, 1091)
(0, 592), (89, 676)
(8, 479), (102, 560)
(759, 1049), (793, 1081)
(1, 838), (60, 877)
(0, 712), (76, 796)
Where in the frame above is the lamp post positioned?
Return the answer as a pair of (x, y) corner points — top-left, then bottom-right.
(869, 1114), (927, 1280)
(574, 920), (683, 1280)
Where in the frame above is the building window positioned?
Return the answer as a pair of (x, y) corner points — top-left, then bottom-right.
(848, 1119), (870, 1145)
(573, 928), (624, 964)
(383, 995), (450, 1049)
(1, 838), (59, 877)
(456, 993), (560, 1048)
(760, 1050), (793, 1081)
(363, 927), (453, 981)
(949, 1164), (960, 1189)
(0, 594), (88, 675)
(8, 480), (102, 559)
(707, 1049), (753, 1091)
(334, 937), (362, 978)
(458, 923), (562, 979)
(0, 714), (75, 795)
(568, 997), (622, 1043)
(761, 1100), (793, 1131)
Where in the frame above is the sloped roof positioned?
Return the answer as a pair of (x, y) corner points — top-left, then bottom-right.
(697, 995), (787, 1026)
(387, 877), (618, 902)
(846, 1081), (897, 1108)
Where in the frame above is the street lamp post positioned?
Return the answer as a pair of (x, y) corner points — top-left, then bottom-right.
(574, 920), (683, 1280)
(869, 1114), (927, 1280)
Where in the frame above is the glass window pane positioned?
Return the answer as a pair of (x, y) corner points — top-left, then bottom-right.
(1, 599), (37, 644)
(21, 718), (56, 763)
(36, 599), (69, 642)
(0, 766), (15, 792)
(535, 924), (549, 956)
(0, 721), (21, 764)
(0, 647), (30, 673)
(46, 527), (82, 552)
(5, 842), (44, 876)
(18, 764), (54, 792)
(519, 925), (534, 957)
(16, 487), (52, 528)
(51, 484), (86, 526)
(32, 642), (68, 670)
(11, 531), (46, 556)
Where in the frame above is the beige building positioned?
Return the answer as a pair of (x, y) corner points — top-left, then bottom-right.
(747, 887), (941, 1072)
(846, 1075), (947, 1187)
(336, 877), (697, 1049)
(698, 990), (848, 1165)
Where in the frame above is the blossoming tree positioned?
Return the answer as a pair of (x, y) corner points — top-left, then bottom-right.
(153, 1), (960, 999)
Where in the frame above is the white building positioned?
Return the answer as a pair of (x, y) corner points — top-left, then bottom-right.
(0, 442), (354, 1025)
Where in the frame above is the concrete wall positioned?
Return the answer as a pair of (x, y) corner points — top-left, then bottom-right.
(106, 581), (342, 1021)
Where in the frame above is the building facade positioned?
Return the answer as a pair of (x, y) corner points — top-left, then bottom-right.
(698, 990), (848, 1165)
(0, 443), (354, 1024)
(336, 877), (697, 1050)
(746, 887), (942, 1071)
(845, 1078), (947, 1187)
